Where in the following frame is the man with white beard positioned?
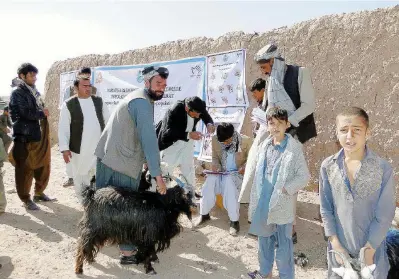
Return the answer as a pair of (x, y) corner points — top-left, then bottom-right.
(58, 77), (109, 201)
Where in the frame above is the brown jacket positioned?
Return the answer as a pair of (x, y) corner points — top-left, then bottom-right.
(212, 134), (253, 170)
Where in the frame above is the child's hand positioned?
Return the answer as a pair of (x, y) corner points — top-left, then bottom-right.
(363, 243), (376, 266)
(329, 236), (350, 265)
(211, 165), (220, 172)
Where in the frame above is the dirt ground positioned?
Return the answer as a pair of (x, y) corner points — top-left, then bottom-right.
(0, 147), (339, 279)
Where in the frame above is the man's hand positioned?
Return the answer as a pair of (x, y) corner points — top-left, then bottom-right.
(155, 176), (167, 195)
(62, 150), (72, 164)
(206, 124), (215, 134)
(329, 235), (350, 265)
(43, 108), (49, 117)
(238, 166), (245, 175)
(189, 131), (203, 141)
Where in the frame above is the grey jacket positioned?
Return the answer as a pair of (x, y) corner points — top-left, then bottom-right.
(95, 89), (152, 179)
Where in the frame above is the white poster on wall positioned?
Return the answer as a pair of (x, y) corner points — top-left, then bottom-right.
(206, 49), (247, 107)
(92, 57), (206, 124)
(197, 107), (247, 162)
(59, 70), (78, 109)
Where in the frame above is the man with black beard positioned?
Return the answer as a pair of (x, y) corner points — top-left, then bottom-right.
(94, 66), (168, 265)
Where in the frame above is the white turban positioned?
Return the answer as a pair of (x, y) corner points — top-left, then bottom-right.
(254, 43), (280, 62)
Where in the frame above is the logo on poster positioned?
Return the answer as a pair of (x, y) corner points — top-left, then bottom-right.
(95, 72), (103, 84)
(137, 70), (144, 83)
(223, 54), (229, 62)
(227, 84), (233, 93)
(190, 65), (203, 78)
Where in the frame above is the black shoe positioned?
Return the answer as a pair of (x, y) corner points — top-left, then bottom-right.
(63, 178), (74, 187)
(292, 232), (298, 244)
(229, 221), (240, 236)
(194, 214), (211, 227)
(120, 254), (139, 265)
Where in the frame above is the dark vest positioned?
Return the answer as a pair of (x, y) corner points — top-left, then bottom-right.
(66, 95), (105, 154)
(283, 65), (317, 144)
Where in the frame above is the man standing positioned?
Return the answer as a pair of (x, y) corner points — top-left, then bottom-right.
(254, 43), (316, 141)
(0, 106), (12, 152)
(58, 77), (109, 201)
(62, 67), (97, 187)
(9, 63), (53, 210)
(156, 96), (215, 186)
(63, 67), (97, 101)
(95, 66), (168, 265)
(195, 123), (252, 236)
(241, 43), (317, 243)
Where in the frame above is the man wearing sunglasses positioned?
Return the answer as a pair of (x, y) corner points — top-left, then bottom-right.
(94, 65), (169, 265)
(156, 96), (215, 187)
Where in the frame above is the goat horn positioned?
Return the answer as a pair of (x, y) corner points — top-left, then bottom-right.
(329, 250), (352, 270)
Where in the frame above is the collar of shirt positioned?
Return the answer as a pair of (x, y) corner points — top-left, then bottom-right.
(271, 134), (288, 152)
(332, 146), (373, 163)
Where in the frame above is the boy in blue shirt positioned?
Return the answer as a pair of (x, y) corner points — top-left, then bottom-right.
(247, 107), (310, 279)
(320, 107), (396, 278)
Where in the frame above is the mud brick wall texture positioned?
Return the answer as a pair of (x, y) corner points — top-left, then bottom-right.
(44, 6), (399, 199)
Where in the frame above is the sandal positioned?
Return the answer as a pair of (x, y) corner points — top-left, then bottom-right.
(247, 270), (270, 279)
(33, 193), (57, 202)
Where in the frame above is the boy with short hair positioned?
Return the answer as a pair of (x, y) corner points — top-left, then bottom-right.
(195, 122), (252, 236)
(248, 107), (310, 279)
(249, 78), (267, 110)
(319, 107), (396, 279)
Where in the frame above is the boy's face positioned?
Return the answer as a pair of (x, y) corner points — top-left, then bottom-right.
(267, 117), (290, 138)
(251, 89), (264, 104)
(336, 115), (369, 153)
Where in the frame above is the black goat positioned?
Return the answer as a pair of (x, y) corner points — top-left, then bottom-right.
(74, 185), (196, 275)
(387, 228), (399, 279)
(138, 168), (201, 199)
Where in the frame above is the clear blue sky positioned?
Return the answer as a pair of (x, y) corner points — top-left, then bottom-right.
(0, 1), (397, 96)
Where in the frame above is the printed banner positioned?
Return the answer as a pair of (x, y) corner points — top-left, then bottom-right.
(59, 70), (78, 109)
(92, 57), (206, 124)
(197, 107), (247, 162)
(58, 50), (247, 159)
(206, 49), (247, 107)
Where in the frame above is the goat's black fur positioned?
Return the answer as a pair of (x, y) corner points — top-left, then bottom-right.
(138, 168), (202, 199)
(75, 185), (194, 275)
(387, 228), (399, 279)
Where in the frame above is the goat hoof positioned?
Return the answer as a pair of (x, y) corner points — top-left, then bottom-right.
(145, 268), (157, 275)
(150, 255), (159, 263)
(75, 268), (83, 274)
